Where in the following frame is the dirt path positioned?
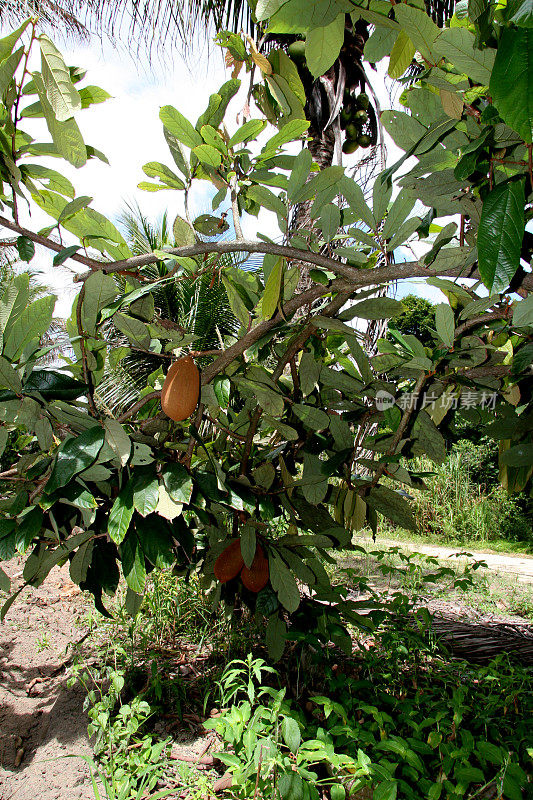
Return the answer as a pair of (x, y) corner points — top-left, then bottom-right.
(0, 561), (92, 800)
(359, 537), (533, 585)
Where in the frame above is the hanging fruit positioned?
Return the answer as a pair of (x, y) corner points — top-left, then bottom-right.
(214, 540), (245, 583)
(161, 355), (200, 422)
(240, 544), (269, 592)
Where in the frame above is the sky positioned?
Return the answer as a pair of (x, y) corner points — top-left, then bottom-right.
(12, 23), (444, 316)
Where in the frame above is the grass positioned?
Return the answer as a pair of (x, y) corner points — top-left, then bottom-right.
(379, 439), (532, 554)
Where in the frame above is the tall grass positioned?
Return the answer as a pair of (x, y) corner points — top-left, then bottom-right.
(384, 440), (531, 547)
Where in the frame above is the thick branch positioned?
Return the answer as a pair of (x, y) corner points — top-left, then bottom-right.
(0, 214), (102, 270)
(74, 239), (533, 293)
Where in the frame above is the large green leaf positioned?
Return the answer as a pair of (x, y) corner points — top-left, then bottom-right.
(394, 3), (440, 63)
(305, 15), (344, 78)
(33, 72), (86, 168)
(0, 18), (30, 61)
(0, 356), (22, 393)
(121, 529), (146, 593)
(388, 30), (415, 79)
(478, 179), (525, 292)
(23, 370), (87, 400)
(162, 463), (193, 504)
(269, 551), (300, 612)
(3, 295), (55, 361)
(160, 105), (202, 149)
(39, 35), (81, 122)
(490, 28), (533, 143)
(366, 485), (417, 532)
(81, 270), (117, 336)
(108, 481), (134, 544)
(0, 46), (24, 97)
(435, 28), (495, 85)
(47, 426), (105, 494)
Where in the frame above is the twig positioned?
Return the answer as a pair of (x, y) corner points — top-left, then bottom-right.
(115, 391), (161, 423)
(230, 176), (244, 241)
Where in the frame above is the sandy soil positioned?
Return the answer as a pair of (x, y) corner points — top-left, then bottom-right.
(0, 561), (92, 800)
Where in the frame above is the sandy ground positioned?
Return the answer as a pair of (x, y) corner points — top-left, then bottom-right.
(358, 537), (533, 585)
(0, 561), (92, 800)
(0, 541), (531, 800)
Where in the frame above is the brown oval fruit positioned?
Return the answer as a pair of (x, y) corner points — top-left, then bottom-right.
(161, 356), (200, 422)
(214, 540), (244, 583)
(240, 545), (269, 593)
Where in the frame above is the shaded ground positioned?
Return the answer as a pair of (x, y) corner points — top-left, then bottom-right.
(1, 540), (532, 800)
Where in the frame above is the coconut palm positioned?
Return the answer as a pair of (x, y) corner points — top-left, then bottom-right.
(95, 203), (239, 415)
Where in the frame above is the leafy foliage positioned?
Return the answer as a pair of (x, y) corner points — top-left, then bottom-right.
(0, 7), (531, 666)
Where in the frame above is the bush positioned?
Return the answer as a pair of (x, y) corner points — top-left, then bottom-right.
(387, 441), (531, 546)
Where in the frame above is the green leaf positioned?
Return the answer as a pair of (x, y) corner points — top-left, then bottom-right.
(478, 179), (525, 292)
(164, 128), (190, 177)
(373, 780), (398, 800)
(108, 481), (134, 544)
(435, 303), (455, 347)
(305, 15), (344, 78)
(299, 351), (321, 396)
(47, 426), (105, 494)
(382, 189), (416, 240)
(435, 28), (495, 85)
(82, 270), (117, 335)
(162, 463), (193, 504)
(340, 176), (375, 229)
(192, 143), (222, 169)
(113, 312), (151, 348)
(269, 552), (300, 612)
(213, 376), (231, 407)
(69, 539), (93, 585)
(3, 295), (55, 361)
(0, 46), (24, 97)
(247, 184), (286, 217)
(367, 485), (417, 531)
(0, 356), (22, 394)
(501, 443), (533, 467)
(490, 28), (533, 143)
(388, 30), (416, 79)
(0, 565), (10, 593)
(509, 0), (533, 27)
(228, 119), (267, 147)
(394, 3), (440, 63)
(79, 85), (111, 108)
(173, 214), (195, 246)
(260, 257), (283, 319)
(33, 72), (86, 167)
(135, 516), (174, 568)
(104, 420), (131, 467)
(58, 195), (92, 223)
(412, 410), (447, 464)
(240, 525), (257, 569)
(318, 203), (341, 242)
(160, 105), (202, 148)
(142, 161), (185, 189)
(302, 452), (328, 504)
(23, 370), (87, 400)
(121, 530), (146, 594)
(0, 19), (30, 62)
(132, 471), (159, 517)
(53, 245), (80, 266)
(39, 35), (81, 121)
(513, 295), (533, 327)
(292, 404), (330, 431)
(287, 148), (312, 203)
(350, 298), (404, 320)
(261, 118), (309, 155)
(281, 716), (301, 753)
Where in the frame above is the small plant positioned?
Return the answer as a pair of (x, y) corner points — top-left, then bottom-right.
(68, 662), (172, 799)
(36, 631), (51, 652)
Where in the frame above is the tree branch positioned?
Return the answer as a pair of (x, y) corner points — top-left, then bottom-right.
(73, 238), (533, 293)
(0, 214), (103, 270)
